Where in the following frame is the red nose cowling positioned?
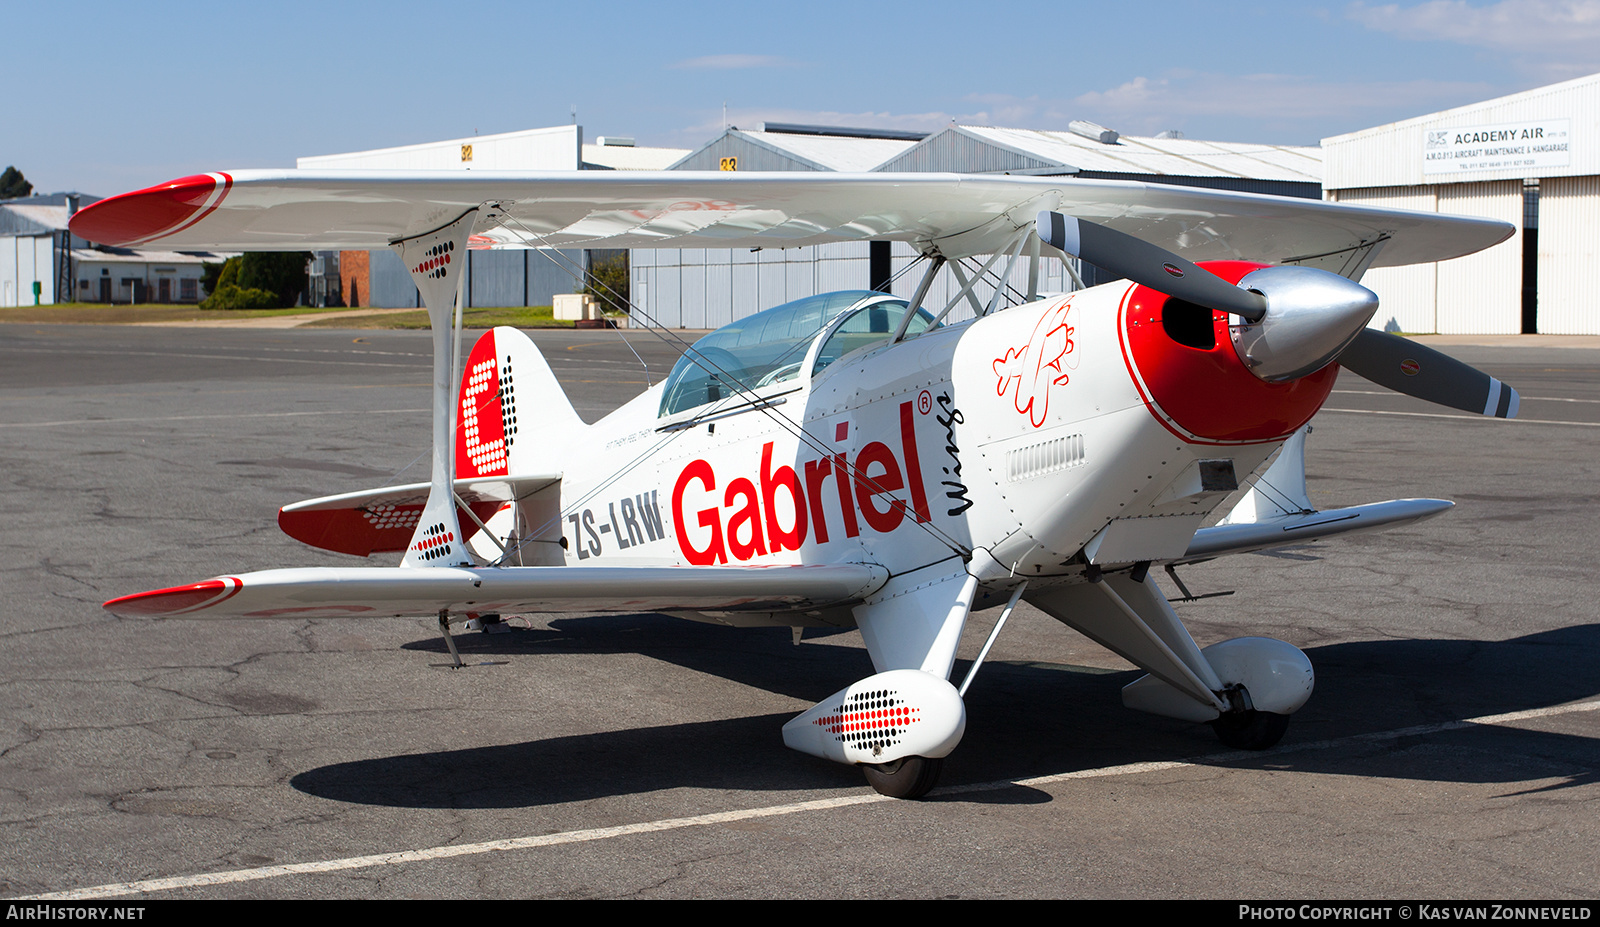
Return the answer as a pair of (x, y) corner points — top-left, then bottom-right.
(1119, 261), (1337, 445)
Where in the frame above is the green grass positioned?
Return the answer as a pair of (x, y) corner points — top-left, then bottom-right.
(0, 302), (357, 325)
(299, 305), (573, 330)
(0, 302), (608, 330)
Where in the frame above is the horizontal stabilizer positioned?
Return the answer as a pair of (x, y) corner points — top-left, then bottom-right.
(279, 475), (560, 556)
(1175, 498), (1454, 565)
(103, 562), (890, 620)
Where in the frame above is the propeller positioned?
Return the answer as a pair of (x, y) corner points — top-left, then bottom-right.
(1338, 328), (1519, 419)
(1034, 211), (1519, 418)
(1035, 209), (1268, 322)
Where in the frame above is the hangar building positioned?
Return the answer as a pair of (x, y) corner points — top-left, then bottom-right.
(1323, 72), (1598, 334)
(2, 193), (230, 306)
(297, 125), (687, 308)
(631, 122), (1321, 329)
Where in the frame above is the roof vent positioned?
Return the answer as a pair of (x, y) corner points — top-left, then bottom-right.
(1069, 121), (1120, 145)
(596, 136), (635, 147)
(1154, 130), (1185, 140)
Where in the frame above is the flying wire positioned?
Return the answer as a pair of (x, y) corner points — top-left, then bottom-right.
(489, 212), (976, 559)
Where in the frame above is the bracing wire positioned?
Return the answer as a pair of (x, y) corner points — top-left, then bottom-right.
(481, 212), (976, 560)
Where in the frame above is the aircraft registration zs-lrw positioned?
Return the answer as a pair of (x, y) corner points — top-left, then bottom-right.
(73, 169), (1518, 798)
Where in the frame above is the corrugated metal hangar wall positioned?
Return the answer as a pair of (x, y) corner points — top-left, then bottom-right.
(633, 123), (1321, 329)
(1324, 72), (1599, 334)
(362, 247), (589, 310)
(304, 126), (677, 309)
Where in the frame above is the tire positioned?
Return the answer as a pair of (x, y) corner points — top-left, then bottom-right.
(862, 756), (943, 799)
(1211, 710), (1290, 750)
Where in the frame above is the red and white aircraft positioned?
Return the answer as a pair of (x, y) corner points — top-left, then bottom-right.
(72, 170), (1517, 798)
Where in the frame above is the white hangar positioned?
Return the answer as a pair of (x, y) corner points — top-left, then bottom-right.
(296, 125), (688, 308)
(1, 193), (229, 306)
(631, 122), (1322, 330)
(1323, 72), (1598, 334)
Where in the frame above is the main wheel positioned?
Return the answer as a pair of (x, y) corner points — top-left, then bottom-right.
(862, 756), (943, 799)
(1211, 710), (1290, 750)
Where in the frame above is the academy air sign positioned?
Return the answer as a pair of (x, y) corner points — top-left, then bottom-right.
(1424, 119), (1570, 176)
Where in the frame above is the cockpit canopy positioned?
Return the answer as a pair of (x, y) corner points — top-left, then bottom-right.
(658, 290), (934, 417)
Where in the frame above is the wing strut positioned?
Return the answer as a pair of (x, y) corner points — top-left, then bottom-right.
(393, 209), (480, 569)
(438, 609), (463, 669)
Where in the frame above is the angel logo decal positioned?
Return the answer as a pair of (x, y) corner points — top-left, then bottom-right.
(993, 298), (1078, 428)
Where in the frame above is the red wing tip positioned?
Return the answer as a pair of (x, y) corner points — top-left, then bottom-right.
(69, 173), (230, 247)
(104, 577), (242, 617)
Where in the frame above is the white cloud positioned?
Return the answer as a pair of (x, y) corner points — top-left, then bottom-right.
(1066, 72), (1491, 133)
(658, 73), (1496, 151)
(670, 54), (799, 70)
(1348, 1), (1600, 75)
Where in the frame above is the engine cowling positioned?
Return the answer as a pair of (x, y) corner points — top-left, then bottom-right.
(1120, 261), (1341, 444)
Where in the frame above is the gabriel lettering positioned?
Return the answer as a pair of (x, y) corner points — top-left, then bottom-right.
(671, 400), (933, 564)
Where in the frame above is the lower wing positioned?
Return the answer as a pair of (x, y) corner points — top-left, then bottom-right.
(104, 563), (889, 620)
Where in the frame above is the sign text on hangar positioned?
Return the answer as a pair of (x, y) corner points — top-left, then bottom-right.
(1423, 119), (1570, 176)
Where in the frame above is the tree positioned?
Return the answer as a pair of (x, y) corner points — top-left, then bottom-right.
(200, 260), (227, 297)
(0, 166), (32, 199)
(198, 253), (308, 310)
(237, 252), (310, 308)
(583, 253), (630, 314)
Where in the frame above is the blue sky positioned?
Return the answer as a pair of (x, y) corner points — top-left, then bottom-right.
(6, 0), (1599, 196)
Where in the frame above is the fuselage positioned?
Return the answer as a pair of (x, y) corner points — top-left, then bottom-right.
(538, 265), (1335, 594)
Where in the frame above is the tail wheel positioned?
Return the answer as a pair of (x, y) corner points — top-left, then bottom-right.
(1211, 709), (1290, 750)
(862, 756), (943, 799)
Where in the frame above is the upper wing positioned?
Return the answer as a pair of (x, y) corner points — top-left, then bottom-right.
(69, 170), (1511, 266)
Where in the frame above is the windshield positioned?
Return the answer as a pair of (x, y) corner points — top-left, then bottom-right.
(659, 291), (904, 417)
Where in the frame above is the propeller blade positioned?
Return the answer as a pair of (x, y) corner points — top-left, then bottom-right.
(1337, 329), (1520, 418)
(1036, 210), (1267, 321)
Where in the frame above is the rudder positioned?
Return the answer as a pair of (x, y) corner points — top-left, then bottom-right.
(456, 326), (585, 479)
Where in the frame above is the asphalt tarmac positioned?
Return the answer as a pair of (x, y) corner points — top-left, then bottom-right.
(1, 322), (1596, 900)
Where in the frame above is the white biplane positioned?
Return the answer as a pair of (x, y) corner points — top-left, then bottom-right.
(73, 170), (1517, 797)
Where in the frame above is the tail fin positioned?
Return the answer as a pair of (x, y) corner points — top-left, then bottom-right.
(456, 326), (584, 479)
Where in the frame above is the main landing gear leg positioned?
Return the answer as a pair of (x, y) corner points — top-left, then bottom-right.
(1027, 573), (1313, 749)
(438, 609), (463, 669)
(784, 559), (984, 799)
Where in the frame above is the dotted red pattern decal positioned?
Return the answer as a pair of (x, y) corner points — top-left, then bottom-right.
(411, 240), (454, 280)
(812, 688), (920, 753)
(361, 502), (423, 532)
(412, 521), (456, 562)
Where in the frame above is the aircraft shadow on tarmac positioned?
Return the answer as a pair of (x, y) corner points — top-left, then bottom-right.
(289, 617), (1600, 808)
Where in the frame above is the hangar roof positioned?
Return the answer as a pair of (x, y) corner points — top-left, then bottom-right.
(71, 248), (229, 265)
(581, 143), (691, 171)
(1, 203), (71, 235)
(670, 128), (919, 172)
(877, 124), (1322, 185)
(1323, 71), (1599, 189)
